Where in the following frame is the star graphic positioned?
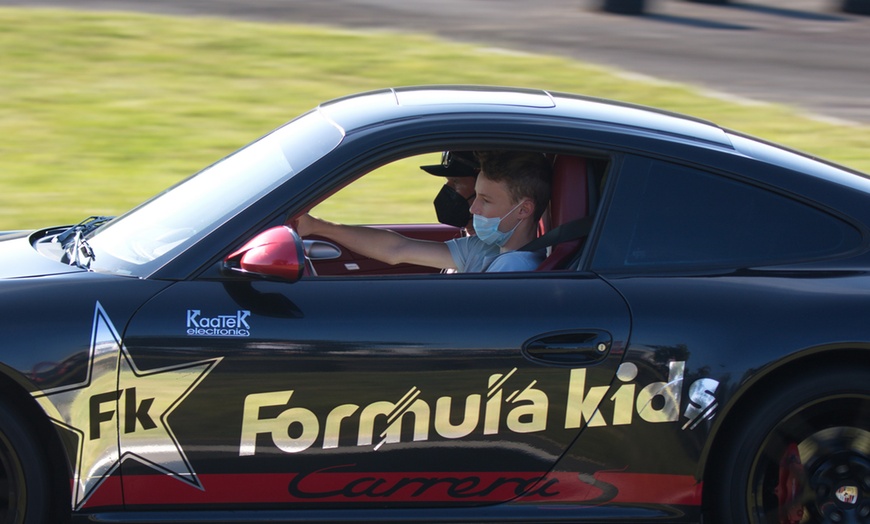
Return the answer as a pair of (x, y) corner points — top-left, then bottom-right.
(32, 301), (221, 510)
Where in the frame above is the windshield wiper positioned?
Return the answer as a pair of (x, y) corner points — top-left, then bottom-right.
(55, 216), (114, 269)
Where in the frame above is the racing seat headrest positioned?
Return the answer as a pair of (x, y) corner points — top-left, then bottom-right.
(536, 155), (589, 270)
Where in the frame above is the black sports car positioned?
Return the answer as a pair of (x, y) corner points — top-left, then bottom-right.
(2, 86), (869, 524)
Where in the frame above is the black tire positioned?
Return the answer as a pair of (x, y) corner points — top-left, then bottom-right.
(842, 0), (870, 15)
(710, 365), (870, 523)
(0, 401), (51, 524)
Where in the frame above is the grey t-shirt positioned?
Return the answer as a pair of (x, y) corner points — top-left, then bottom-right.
(446, 236), (545, 272)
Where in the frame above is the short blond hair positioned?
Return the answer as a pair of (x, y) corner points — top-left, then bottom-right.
(476, 151), (552, 221)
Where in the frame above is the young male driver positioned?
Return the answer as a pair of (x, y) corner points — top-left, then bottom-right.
(295, 150), (552, 273)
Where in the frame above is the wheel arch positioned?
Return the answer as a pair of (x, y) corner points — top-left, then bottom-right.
(0, 368), (73, 521)
(697, 344), (870, 509)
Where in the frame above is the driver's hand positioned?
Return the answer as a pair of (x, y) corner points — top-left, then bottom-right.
(294, 213), (316, 236)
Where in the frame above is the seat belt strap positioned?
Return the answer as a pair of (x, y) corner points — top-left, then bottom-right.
(520, 217), (594, 252)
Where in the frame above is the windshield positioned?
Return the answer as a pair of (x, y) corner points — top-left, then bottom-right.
(86, 109), (344, 277)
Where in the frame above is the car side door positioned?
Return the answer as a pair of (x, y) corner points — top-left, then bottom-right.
(117, 270), (630, 511)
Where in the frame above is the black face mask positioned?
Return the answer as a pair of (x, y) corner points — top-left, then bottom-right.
(433, 184), (473, 228)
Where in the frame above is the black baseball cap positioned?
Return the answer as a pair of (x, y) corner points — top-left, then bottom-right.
(420, 151), (479, 177)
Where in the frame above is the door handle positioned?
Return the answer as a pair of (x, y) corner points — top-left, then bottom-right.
(522, 330), (612, 366)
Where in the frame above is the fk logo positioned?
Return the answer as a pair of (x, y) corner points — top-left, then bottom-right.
(33, 301), (222, 510)
(89, 387), (157, 439)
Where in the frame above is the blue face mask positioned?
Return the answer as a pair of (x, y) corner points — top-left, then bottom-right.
(473, 201), (525, 247)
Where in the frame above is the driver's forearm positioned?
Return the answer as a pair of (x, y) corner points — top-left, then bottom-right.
(306, 218), (409, 266)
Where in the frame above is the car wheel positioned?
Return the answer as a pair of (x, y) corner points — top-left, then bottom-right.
(711, 365), (870, 523)
(0, 401), (51, 524)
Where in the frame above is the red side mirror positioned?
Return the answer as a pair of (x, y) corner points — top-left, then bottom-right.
(224, 226), (305, 281)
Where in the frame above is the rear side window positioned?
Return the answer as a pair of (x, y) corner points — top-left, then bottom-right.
(592, 159), (863, 270)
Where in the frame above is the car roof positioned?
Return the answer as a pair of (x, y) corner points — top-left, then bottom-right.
(317, 85), (733, 148)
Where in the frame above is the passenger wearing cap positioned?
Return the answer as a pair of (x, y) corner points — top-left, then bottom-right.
(296, 150), (551, 273)
(422, 151), (478, 234)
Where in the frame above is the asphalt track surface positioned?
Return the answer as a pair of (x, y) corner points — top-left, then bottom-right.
(4, 0), (870, 125)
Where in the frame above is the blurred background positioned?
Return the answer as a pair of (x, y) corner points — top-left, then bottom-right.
(1, 0), (868, 229)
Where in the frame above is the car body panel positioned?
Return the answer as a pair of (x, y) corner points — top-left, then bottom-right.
(112, 272), (630, 510)
(0, 233), (82, 279)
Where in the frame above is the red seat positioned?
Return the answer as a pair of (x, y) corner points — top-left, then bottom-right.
(536, 155), (589, 270)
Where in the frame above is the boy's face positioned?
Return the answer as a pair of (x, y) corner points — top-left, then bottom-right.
(470, 172), (526, 231)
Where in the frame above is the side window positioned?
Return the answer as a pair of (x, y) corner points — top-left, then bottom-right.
(301, 152), (455, 277)
(592, 158), (863, 270)
(311, 153), (444, 225)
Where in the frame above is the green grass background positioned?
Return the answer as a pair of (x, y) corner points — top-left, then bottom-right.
(2, 7), (869, 230)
